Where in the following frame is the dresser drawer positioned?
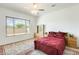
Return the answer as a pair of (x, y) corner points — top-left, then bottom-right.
(68, 41), (76, 44)
(68, 39), (76, 42)
(69, 44), (76, 48)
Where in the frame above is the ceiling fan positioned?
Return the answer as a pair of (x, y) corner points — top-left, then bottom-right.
(31, 3), (45, 15)
(30, 3), (56, 15)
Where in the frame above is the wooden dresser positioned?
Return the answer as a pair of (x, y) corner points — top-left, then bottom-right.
(66, 36), (77, 48)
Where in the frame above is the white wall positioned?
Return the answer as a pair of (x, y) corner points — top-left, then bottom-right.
(0, 7), (37, 45)
(37, 5), (79, 47)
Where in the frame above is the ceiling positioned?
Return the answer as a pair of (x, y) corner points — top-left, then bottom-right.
(0, 3), (78, 17)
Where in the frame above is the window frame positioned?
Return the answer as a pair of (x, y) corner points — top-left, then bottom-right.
(6, 16), (30, 37)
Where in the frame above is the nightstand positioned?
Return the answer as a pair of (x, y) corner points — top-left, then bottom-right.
(67, 37), (77, 48)
(34, 33), (41, 40)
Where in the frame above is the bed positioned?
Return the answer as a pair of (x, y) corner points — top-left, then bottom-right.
(34, 32), (67, 55)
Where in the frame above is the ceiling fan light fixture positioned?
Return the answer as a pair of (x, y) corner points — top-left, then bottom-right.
(33, 3), (37, 9)
(31, 10), (38, 15)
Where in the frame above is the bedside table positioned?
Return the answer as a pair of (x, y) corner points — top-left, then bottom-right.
(67, 37), (77, 48)
(34, 33), (41, 40)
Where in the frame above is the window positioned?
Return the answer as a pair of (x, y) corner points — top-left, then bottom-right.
(14, 19), (26, 34)
(7, 17), (14, 36)
(6, 16), (30, 36)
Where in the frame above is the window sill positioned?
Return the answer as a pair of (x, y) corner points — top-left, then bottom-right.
(7, 33), (30, 37)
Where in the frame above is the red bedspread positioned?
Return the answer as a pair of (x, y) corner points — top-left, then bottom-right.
(34, 37), (65, 55)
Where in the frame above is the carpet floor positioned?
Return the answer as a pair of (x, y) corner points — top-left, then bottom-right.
(24, 47), (79, 55)
(16, 39), (79, 55)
